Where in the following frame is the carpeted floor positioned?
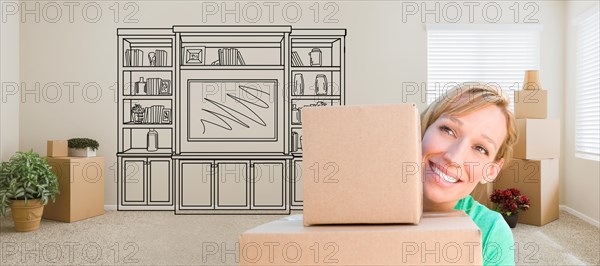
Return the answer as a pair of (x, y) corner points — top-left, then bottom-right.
(0, 210), (598, 265)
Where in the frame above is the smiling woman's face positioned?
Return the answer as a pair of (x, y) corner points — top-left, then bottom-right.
(421, 104), (508, 211)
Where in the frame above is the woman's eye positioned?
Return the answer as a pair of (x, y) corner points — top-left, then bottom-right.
(475, 145), (489, 155)
(439, 125), (455, 137)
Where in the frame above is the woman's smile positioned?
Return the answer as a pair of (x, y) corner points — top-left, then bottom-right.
(429, 160), (462, 184)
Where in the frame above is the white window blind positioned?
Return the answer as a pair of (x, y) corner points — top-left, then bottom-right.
(427, 25), (541, 109)
(575, 9), (600, 161)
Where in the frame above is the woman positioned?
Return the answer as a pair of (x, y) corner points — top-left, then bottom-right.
(420, 83), (518, 265)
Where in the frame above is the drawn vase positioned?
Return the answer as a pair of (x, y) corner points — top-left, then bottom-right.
(292, 104), (301, 125)
(147, 129), (158, 152)
(315, 74), (328, 95)
(309, 48), (322, 66)
(293, 73), (304, 95)
(148, 52), (156, 66)
(135, 77), (147, 95)
(292, 132), (299, 152)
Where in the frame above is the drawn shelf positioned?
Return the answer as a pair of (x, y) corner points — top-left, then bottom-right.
(123, 99), (172, 125)
(180, 34), (286, 67)
(288, 30), (346, 209)
(291, 95), (342, 100)
(123, 96), (172, 100)
(122, 71), (173, 97)
(122, 123), (173, 127)
(122, 38), (173, 67)
(290, 37), (342, 68)
(120, 127), (172, 150)
(119, 148), (172, 156)
(122, 67), (173, 71)
(290, 66), (341, 71)
(179, 65), (284, 71)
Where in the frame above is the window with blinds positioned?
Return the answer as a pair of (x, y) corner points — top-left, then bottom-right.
(575, 9), (600, 161)
(426, 25), (541, 110)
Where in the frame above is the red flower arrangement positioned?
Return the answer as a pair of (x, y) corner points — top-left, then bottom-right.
(490, 188), (530, 216)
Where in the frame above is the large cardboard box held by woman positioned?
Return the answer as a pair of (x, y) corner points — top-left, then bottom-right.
(239, 211), (482, 265)
(301, 104), (422, 225)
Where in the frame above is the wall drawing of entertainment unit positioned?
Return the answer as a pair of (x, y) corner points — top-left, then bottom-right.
(117, 26), (346, 214)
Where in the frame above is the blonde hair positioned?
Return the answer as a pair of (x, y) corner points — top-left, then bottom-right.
(420, 83), (518, 164)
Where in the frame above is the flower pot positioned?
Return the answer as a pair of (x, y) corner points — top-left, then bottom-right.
(502, 213), (519, 228)
(10, 199), (44, 232)
(133, 113), (144, 124)
(68, 147), (96, 157)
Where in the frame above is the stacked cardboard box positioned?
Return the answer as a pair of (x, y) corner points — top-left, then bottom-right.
(494, 70), (561, 226)
(44, 141), (105, 222)
(302, 104), (423, 225)
(240, 105), (483, 265)
(470, 182), (495, 209)
(47, 140), (68, 157)
(240, 212), (482, 265)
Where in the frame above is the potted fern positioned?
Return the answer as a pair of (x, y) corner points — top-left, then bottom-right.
(68, 138), (99, 157)
(0, 151), (60, 232)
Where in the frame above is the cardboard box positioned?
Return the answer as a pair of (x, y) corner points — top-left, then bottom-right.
(470, 182), (494, 209)
(302, 104), (422, 225)
(494, 158), (559, 226)
(44, 156), (105, 222)
(47, 140), (68, 157)
(514, 90), (547, 119)
(513, 119), (560, 159)
(239, 212), (482, 265)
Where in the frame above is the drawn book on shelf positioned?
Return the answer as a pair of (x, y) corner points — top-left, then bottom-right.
(146, 78), (162, 95)
(151, 50), (168, 66)
(125, 49), (144, 66)
(291, 51), (303, 66)
(125, 49), (167, 66)
(212, 48), (246, 66)
(141, 105), (166, 124)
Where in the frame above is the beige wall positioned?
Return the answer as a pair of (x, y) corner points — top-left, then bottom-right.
(563, 0), (600, 223)
(14, 1), (568, 207)
(1, 15), (19, 161)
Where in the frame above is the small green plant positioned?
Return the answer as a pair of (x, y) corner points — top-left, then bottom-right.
(68, 138), (99, 151)
(131, 104), (144, 114)
(0, 150), (60, 216)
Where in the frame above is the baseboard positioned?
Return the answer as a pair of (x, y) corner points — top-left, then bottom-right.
(104, 205), (118, 211)
(560, 205), (600, 228)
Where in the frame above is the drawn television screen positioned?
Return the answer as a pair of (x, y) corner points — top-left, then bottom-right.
(187, 80), (278, 141)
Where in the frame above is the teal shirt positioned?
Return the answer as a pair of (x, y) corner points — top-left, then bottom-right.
(454, 195), (515, 266)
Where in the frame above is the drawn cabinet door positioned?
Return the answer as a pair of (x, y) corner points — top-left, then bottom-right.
(216, 161), (249, 209)
(148, 159), (172, 205)
(291, 159), (303, 207)
(180, 161), (214, 209)
(122, 158), (146, 205)
(252, 161), (285, 209)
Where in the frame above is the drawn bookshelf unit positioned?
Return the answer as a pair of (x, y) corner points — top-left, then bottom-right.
(117, 26), (346, 213)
